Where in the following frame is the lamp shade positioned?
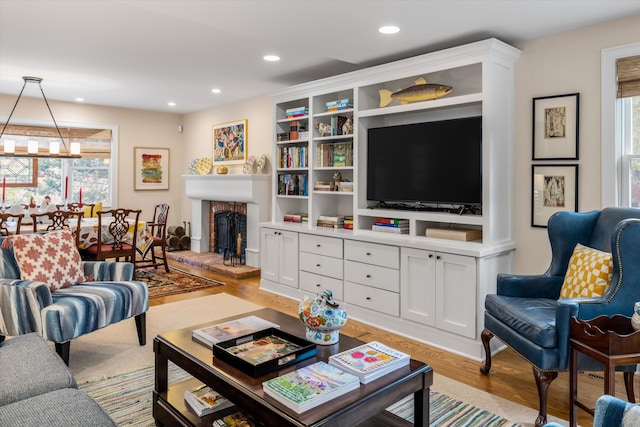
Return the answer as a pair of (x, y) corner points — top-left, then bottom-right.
(3, 140), (15, 154)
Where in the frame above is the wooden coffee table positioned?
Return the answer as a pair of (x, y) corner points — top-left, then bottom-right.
(153, 308), (433, 427)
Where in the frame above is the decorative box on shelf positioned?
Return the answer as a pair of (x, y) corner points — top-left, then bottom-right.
(212, 328), (316, 377)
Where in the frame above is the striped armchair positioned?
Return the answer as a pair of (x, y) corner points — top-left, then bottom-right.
(0, 236), (148, 365)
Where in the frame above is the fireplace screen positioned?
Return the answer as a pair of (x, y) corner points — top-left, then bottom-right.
(214, 210), (247, 266)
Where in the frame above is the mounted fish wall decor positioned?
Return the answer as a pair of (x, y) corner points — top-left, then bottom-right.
(379, 77), (452, 107)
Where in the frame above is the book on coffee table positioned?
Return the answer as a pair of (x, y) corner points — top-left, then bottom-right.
(262, 361), (360, 413)
(184, 384), (233, 417)
(212, 410), (258, 426)
(191, 315), (280, 349)
(328, 341), (410, 384)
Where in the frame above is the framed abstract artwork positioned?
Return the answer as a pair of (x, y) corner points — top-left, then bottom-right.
(531, 164), (578, 227)
(134, 147), (169, 190)
(532, 93), (579, 160)
(213, 119), (248, 165)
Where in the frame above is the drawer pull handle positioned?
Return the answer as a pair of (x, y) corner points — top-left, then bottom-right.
(316, 244), (321, 247)
(366, 297), (371, 300)
(316, 284), (321, 287)
(366, 252), (371, 256)
(316, 264), (321, 267)
(436, 256), (441, 260)
(366, 274), (371, 278)
(428, 254), (434, 258)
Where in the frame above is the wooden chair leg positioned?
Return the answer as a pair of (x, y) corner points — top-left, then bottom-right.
(55, 341), (70, 366)
(161, 244), (169, 273)
(135, 312), (146, 346)
(624, 371), (636, 402)
(480, 328), (494, 375)
(533, 367), (558, 427)
(0, 335), (5, 343)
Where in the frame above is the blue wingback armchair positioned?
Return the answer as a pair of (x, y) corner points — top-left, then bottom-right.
(480, 207), (640, 427)
(0, 235), (148, 365)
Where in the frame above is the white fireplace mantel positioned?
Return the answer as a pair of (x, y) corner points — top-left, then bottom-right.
(183, 174), (270, 267)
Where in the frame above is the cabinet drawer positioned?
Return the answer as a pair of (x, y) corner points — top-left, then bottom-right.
(299, 252), (343, 279)
(344, 240), (399, 269)
(344, 281), (399, 316)
(300, 234), (343, 258)
(299, 271), (344, 300)
(344, 260), (399, 292)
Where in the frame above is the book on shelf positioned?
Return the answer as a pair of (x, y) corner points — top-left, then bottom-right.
(284, 212), (308, 223)
(212, 410), (259, 427)
(314, 181), (332, 191)
(371, 224), (409, 234)
(328, 341), (410, 384)
(343, 215), (354, 230)
(262, 361), (360, 413)
(191, 315), (280, 349)
(289, 121), (300, 140)
(374, 218), (409, 225)
(184, 384), (234, 417)
(317, 215), (344, 229)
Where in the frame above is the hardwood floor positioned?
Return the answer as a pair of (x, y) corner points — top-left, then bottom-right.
(150, 259), (639, 427)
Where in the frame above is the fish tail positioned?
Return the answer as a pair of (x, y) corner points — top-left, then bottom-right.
(379, 89), (393, 108)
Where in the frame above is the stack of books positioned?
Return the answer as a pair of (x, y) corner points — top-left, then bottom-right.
(371, 218), (409, 234)
(313, 181), (332, 192)
(324, 99), (352, 112)
(192, 315), (280, 349)
(262, 361), (360, 413)
(212, 411), (258, 427)
(343, 216), (353, 229)
(284, 212), (308, 223)
(316, 215), (344, 229)
(328, 341), (410, 384)
(184, 384), (233, 416)
(285, 106), (308, 118)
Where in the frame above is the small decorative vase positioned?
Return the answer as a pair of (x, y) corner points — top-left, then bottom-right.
(216, 166), (228, 174)
(631, 302), (640, 331)
(298, 290), (347, 345)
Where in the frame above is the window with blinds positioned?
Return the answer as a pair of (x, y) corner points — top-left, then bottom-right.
(617, 55), (640, 98)
(616, 54), (640, 207)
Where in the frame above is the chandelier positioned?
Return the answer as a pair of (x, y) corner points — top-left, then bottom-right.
(0, 76), (81, 158)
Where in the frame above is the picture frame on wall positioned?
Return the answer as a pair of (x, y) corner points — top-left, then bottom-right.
(213, 119), (248, 165)
(532, 93), (579, 160)
(531, 164), (578, 227)
(134, 147), (169, 190)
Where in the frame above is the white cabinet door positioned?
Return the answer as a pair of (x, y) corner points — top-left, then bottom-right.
(400, 247), (437, 327)
(260, 228), (280, 283)
(435, 252), (476, 339)
(261, 227), (299, 288)
(278, 229), (299, 288)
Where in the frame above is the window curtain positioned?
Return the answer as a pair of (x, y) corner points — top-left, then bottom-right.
(617, 55), (640, 98)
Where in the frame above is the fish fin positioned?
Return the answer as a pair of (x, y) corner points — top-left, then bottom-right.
(414, 77), (428, 85)
(379, 89), (393, 108)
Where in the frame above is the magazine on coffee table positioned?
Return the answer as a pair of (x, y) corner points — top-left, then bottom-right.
(328, 341), (410, 384)
(192, 315), (280, 349)
(262, 361), (360, 413)
(184, 384), (233, 417)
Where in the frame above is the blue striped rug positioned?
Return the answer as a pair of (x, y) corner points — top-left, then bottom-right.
(79, 363), (521, 426)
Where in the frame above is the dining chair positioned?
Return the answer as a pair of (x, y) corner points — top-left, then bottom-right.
(31, 210), (84, 248)
(136, 203), (170, 272)
(0, 213), (24, 236)
(80, 208), (142, 266)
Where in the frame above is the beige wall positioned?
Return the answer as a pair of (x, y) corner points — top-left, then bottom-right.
(511, 14), (640, 274)
(0, 95), (184, 226)
(3, 14), (639, 273)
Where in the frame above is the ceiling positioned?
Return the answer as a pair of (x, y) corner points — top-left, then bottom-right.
(1, 0), (639, 114)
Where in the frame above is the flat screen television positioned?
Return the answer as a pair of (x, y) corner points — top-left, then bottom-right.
(367, 116), (482, 209)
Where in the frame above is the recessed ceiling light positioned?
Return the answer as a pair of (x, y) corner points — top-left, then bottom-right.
(168, 102), (176, 107)
(379, 25), (400, 34)
(75, 97), (84, 102)
(212, 88), (221, 94)
(263, 55), (280, 62)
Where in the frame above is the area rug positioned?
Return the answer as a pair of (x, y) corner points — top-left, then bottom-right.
(79, 363), (522, 426)
(135, 266), (225, 298)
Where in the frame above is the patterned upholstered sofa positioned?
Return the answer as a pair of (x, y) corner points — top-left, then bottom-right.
(0, 333), (116, 426)
(0, 230), (148, 364)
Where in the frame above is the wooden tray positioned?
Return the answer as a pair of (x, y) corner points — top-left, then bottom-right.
(571, 315), (640, 355)
(213, 328), (316, 378)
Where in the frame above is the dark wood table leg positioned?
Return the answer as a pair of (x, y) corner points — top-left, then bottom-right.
(414, 386), (428, 426)
(604, 361), (615, 396)
(569, 345), (578, 427)
(153, 339), (169, 423)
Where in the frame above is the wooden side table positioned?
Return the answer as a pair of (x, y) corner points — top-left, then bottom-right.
(569, 315), (640, 427)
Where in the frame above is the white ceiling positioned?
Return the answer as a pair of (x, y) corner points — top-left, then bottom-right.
(1, 0), (639, 114)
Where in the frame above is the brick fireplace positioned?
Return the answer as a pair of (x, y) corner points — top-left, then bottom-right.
(183, 174), (270, 268)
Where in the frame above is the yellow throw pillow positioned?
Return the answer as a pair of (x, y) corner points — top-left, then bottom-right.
(93, 202), (102, 217)
(560, 243), (613, 299)
(82, 205), (93, 219)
